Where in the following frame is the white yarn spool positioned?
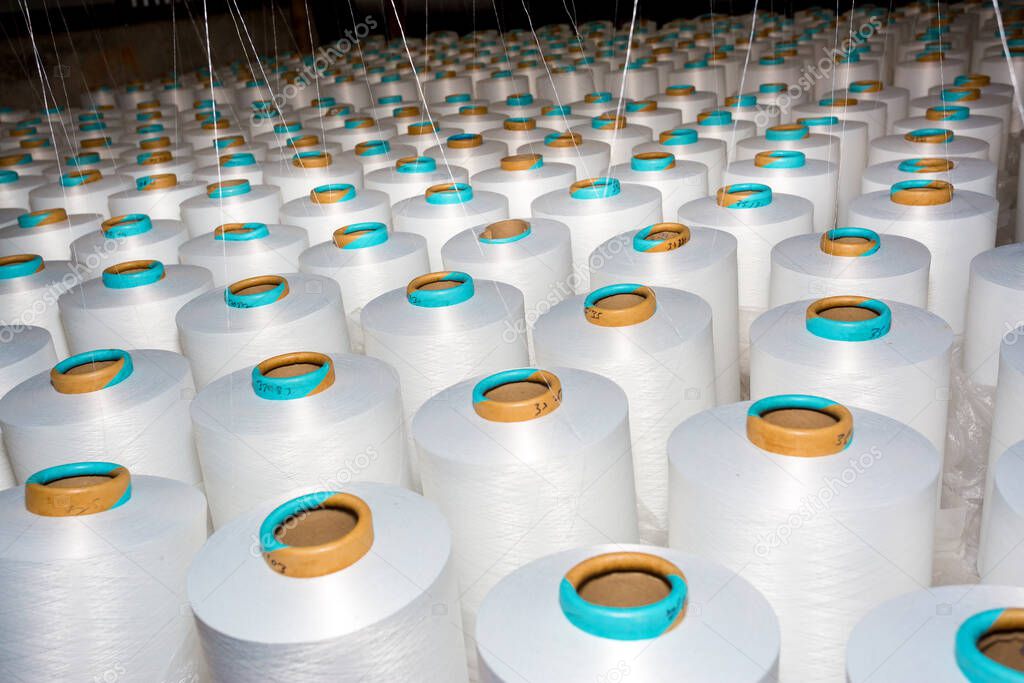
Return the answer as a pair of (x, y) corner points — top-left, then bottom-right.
(41, 153), (114, 182)
(323, 77), (374, 110)
(588, 224), (740, 403)
(724, 150), (838, 232)
(193, 155), (265, 187)
(722, 95), (782, 135)
(484, 118), (559, 151)
(610, 151), (707, 219)
(862, 156), (997, 197)
(868, 128), (990, 165)
(793, 97), (887, 140)
(0, 465), (207, 683)
(675, 61), (728, 99)
(439, 106), (507, 136)
(814, 56), (882, 100)
(392, 182), (508, 270)
(338, 139), (417, 176)
(835, 80), (910, 133)
(0, 256), (80, 357)
(847, 585), (1024, 682)
(735, 123), (841, 167)
(980, 443), (1024, 584)
(108, 174), (206, 221)
(678, 185), (813, 365)
(605, 64), (661, 100)
(429, 95), (488, 118)
(633, 126), (728, 190)
(651, 85), (719, 122)
(685, 110), (757, 161)
(424, 72), (475, 103)
(750, 297), (953, 457)
(59, 261), (212, 354)
(894, 55), (967, 99)
(987, 335), (1024, 495)
(532, 177), (661, 294)
(116, 152), (197, 183)
(0, 208), (100, 260)
(476, 544), (781, 683)
(414, 368), (640, 661)
(361, 273), (529, 481)
(518, 131), (611, 180)
(299, 225), (429, 353)
(192, 351), (407, 527)
(0, 170), (45, 209)
(179, 180), (282, 238)
(793, 116), (867, 223)
(364, 156), (469, 206)
(534, 285), (716, 544)
(263, 138), (345, 165)
(910, 87), (1012, 139)
(176, 272), (348, 388)
(261, 152), (363, 203)
(769, 228), (931, 308)
(279, 183), (392, 246)
(0, 348), (202, 484)
(391, 122), (466, 157)
(668, 398), (941, 683)
(470, 154), (576, 218)
(0, 325), (55, 487)
(192, 138), (268, 166)
(570, 114), (652, 166)
(188, 483), (469, 682)
(441, 218), (572, 355)
(70, 214), (187, 278)
(535, 66), (601, 103)
(424, 133), (508, 177)
(893, 108), (1004, 166)
(178, 222), (307, 287)
(476, 71), (530, 102)
(746, 56), (801, 92)
(489, 93), (553, 119)
(848, 181), (997, 335)
(964, 245), (1024, 389)
(28, 170), (131, 215)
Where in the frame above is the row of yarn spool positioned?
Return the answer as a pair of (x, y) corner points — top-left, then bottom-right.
(3, 4), (1024, 683)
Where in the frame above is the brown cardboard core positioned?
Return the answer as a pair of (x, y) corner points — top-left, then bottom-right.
(577, 571), (672, 607)
(418, 280), (460, 291)
(762, 408), (839, 430)
(978, 630), (1024, 671)
(264, 363), (323, 378)
(48, 475), (112, 488)
(237, 283), (276, 295)
(597, 293), (646, 309)
(64, 359), (117, 374)
(275, 507), (358, 547)
(484, 380), (549, 403)
(818, 305), (879, 322)
(480, 219), (529, 240)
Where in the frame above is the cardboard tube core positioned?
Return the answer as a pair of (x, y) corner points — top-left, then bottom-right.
(504, 118), (536, 130)
(24, 463), (131, 517)
(261, 492), (374, 578)
(891, 180), (953, 205)
(253, 351), (335, 397)
(746, 394), (853, 457)
(561, 551), (688, 637)
(547, 131), (582, 147)
(585, 285), (657, 327)
(501, 153), (541, 170)
(50, 349), (132, 395)
(977, 613), (1024, 672)
(448, 134), (482, 149)
(472, 369), (562, 422)
(480, 219), (529, 240)
(139, 136), (171, 150)
(820, 229), (878, 257)
(293, 152), (331, 168)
